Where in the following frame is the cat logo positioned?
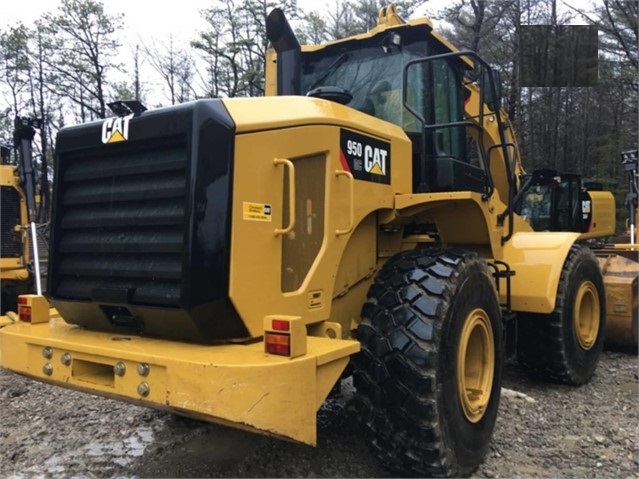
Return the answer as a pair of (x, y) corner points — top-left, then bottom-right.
(101, 114), (133, 144)
(364, 145), (388, 176)
(340, 129), (391, 185)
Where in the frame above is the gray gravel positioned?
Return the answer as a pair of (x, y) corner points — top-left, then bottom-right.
(0, 349), (637, 478)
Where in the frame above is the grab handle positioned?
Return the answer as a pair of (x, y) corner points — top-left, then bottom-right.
(274, 158), (295, 236)
(335, 170), (354, 236)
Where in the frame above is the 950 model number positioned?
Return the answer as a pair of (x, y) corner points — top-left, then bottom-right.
(340, 130), (391, 185)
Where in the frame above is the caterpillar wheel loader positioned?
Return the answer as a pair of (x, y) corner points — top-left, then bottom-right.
(0, 144), (31, 316)
(592, 150), (639, 349)
(512, 162), (638, 349)
(0, 5), (617, 477)
(0, 116), (46, 317)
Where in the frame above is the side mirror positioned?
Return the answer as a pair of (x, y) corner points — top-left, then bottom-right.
(482, 68), (502, 112)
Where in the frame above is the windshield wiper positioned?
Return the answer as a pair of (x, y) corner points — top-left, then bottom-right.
(308, 52), (350, 91)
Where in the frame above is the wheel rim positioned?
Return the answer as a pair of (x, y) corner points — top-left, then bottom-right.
(573, 281), (600, 350)
(457, 308), (495, 424)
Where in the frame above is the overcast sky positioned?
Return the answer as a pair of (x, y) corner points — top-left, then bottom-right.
(0, 1), (441, 105)
(1, 1), (438, 48)
(1, 0), (587, 49)
(2, 0), (214, 48)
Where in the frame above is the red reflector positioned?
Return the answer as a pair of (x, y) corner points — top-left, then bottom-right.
(19, 306), (31, 322)
(265, 332), (290, 356)
(271, 319), (290, 331)
(18, 296), (28, 305)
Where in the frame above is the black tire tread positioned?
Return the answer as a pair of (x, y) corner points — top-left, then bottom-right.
(353, 247), (500, 478)
(517, 244), (606, 385)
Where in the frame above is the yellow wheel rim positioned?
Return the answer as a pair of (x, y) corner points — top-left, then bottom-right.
(457, 308), (495, 424)
(573, 281), (600, 350)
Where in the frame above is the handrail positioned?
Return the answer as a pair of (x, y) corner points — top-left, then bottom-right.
(335, 170), (354, 236)
(274, 158), (296, 236)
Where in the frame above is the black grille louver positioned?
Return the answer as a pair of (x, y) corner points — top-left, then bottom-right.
(1, 186), (23, 258)
(54, 139), (186, 307)
(48, 100), (247, 343)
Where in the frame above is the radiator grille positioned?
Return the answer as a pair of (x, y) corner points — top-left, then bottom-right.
(1, 186), (22, 258)
(51, 137), (187, 307)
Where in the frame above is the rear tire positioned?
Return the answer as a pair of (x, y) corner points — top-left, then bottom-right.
(517, 244), (606, 385)
(353, 248), (503, 478)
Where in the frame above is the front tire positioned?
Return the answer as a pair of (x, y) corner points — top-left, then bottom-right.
(517, 244), (606, 385)
(353, 248), (503, 478)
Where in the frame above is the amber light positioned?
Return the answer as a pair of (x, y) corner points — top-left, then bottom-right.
(271, 319), (290, 331)
(18, 296), (28, 305)
(265, 332), (291, 356)
(19, 306), (31, 322)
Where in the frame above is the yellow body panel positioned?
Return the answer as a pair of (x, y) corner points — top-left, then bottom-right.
(501, 232), (580, 312)
(580, 190), (616, 239)
(0, 164), (30, 282)
(0, 312), (358, 445)
(394, 191), (509, 256)
(224, 98), (412, 338)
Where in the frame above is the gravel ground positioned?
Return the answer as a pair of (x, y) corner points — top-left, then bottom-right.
(0, 349), (637, 478)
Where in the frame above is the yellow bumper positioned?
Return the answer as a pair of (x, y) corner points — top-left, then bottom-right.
(0, 311), (359, 445)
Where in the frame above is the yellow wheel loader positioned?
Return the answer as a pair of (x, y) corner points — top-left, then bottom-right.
(1, 117), (46, 317)
(512, 164), (638, 350)
(0, 5), (621, 478)
(592, 150), (639, 349)
(0, 143), (31, 316)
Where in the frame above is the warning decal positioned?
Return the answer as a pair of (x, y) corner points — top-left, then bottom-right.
(340, 129), (391, 185)
(243, 202), (272, 222)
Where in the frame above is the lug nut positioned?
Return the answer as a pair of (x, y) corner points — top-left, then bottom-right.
(60, 352), (72, 366)
(137, 363), (150, 377)
(113, 361), (126, 376)
(43, 363), (53, 376)
(137, 382), (150, 397)
(42, 347), (53, 359)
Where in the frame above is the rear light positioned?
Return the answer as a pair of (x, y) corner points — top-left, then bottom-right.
(19, 306), (31, 321)
(263, 315), (306, 358)
(265, 332), (290, 356)
(18, 295), (32, 321)
(16, 295), (49, 324)
(271, 319), (290, 331)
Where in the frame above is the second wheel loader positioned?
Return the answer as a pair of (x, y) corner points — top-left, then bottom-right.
(0, 5), (627, 478)
(1, 117), (45, 316)
(592, 150), (639, 349)
(0, 146), (31, 315)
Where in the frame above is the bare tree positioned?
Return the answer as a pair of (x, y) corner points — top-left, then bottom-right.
(296, 11), (330, 44)
(0, 25), (31, 138)
(142, 37), (196, 105)
(25, 25), (59, 221)
(40, 0), (124, 120)
(0, 24), (56, 220)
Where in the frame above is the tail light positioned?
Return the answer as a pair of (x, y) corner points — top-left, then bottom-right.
(265, 332), (291, 356)
(263, 315), (306, 358)
(17, 295), (49, 324)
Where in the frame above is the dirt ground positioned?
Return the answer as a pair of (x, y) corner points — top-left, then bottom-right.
(1, 347), (637, 478)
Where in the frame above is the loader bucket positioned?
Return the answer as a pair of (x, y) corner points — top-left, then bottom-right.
(597, 252), (639, 349)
